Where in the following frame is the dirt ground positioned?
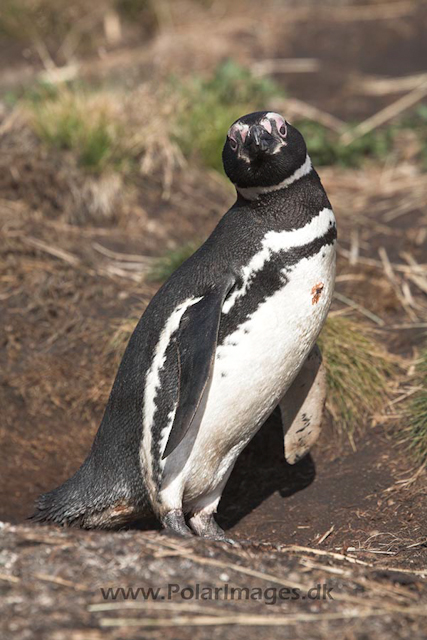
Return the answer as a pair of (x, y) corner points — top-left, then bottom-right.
(1, 1), (426, 638)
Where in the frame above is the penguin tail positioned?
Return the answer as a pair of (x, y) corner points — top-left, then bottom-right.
(31, 478), (88, 528)
(30, 461), (149, 530)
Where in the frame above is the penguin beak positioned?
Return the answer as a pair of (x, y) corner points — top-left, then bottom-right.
(245, 124), (276, 159)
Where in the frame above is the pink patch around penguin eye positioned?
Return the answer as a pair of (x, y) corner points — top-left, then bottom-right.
(239, 126), (248, 142)
(228, 123), (249, 143)
(265, 112), (287, 135)
(260, 118), (272, 134)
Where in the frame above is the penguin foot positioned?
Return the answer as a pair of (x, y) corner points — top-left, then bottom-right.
(188, 512), (235, 544)
(160, 509), (193, 538)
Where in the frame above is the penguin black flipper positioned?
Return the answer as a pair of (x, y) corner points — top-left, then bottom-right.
(162, 275), (235, 459)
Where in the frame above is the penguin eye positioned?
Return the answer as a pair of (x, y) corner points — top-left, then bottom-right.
(229, 137), (238, 151)
(279, 122), (287, 138)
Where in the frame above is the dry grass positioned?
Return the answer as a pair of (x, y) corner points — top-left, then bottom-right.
(0, 0), (99, 43)
(0, 0), (161, 59)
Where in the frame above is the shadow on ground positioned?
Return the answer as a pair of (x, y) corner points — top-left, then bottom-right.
(219, 410), (316, 531)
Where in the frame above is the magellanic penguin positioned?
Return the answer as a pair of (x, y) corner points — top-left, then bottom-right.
(33, 111), (337, 541)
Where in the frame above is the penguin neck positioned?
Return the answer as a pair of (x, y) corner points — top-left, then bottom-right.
(235, 154), (313, 203)
(234, 161), (329, 230)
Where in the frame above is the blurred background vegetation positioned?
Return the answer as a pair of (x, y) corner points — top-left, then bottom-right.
(2, 0), (427, 177)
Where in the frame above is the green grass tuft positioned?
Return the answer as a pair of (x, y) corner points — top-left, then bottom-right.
(146, 241), (201, 282)
(299, 119), (396, 168)
(318, 316), (394, 440)
(402, 346), (427, 465)
(28, 90), (130, 173)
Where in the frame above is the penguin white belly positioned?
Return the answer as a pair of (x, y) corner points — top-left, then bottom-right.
(162, 241), (335, 509)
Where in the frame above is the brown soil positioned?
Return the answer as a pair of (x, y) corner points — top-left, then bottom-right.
(1, 2), (426, 639)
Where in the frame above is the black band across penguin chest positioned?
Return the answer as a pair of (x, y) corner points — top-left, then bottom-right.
(218, 218), (337, 346)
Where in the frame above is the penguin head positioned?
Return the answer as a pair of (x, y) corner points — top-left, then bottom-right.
(222, 111), (308, 195)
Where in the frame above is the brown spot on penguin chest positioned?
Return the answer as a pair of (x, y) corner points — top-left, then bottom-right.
(311, 282), (324, 305)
